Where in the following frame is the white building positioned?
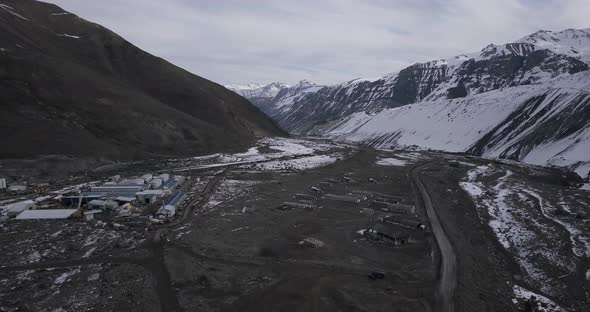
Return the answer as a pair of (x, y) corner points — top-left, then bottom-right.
(3, 200), (36, 218)
(157, 174), (170, 182)
(157, 205), (176, 218)
(0, 178), (6, 189)
(16, 209), (79, 220)
(83, 210), (102, 221)
(150, 178), (163, 189)
(174, 175), (185, 185)
(136, 190), (165, 204)
(118, 178), (146, 186)
(140, 174), (153, 183)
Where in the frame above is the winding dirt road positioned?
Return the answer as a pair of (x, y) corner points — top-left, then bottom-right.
(412, 165), (457, 312)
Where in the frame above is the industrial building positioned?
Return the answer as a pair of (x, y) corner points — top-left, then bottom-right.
(61, 194), (104, 207)
(2, 200), (36, 218)
(294, 193), (316, 201)
(150, 178), (163, 189)
(361, 223), (411, 245)
(162, 176), (185, 191)
(115, 196), (135, 204)
(141, 174), (153, 183)
(87, 199), (119, 210)
(158, 173), (170, 182)
(83, 210), (102, 221)
(350, 190), (375, 198)
(371, 201), (415, 214)
(90, 185), (144, 196)
(157, 191), (186, 218)
(15, 209), (80, 220)
(136, 190), (165, 204)
(324, 194), (362, 204)
(280, 201), (316, 210)
(118, 178), (146, 186)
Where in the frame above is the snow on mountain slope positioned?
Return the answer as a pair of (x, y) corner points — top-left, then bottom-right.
(225, 83), (265, 92)
(225, 82), (290, 99)
(242, 27), (590, 177)
(326, 84), (549, 151)
(271, 80), (324, 111)
(327, 71), (590, 177)
(518, 28), (590, 64)
(262, 30), (588, 135)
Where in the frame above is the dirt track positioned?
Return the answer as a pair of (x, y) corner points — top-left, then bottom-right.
(412, 164), (457, 312)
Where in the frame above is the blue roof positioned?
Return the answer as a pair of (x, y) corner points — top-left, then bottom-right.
(83, 191), (138, 198)
(162, 179), (178, 189)
(64, 193), (104, 199)
(164, 191), (186, 206)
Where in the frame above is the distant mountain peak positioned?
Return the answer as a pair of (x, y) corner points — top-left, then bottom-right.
(225, 82), (291, 99)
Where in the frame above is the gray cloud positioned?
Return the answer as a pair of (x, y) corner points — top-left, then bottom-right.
(46, 0), (590, 85)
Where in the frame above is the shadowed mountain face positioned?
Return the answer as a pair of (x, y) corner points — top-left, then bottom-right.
(0, 0), (285, 160)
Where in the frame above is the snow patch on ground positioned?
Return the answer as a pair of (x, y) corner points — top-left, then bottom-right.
(253, 155), (338, 171)
(27, 250), (41, 263)
(459, 181), (484, 197)
(57, 33), (80, 39)
(82, 247), (97, 258)
(54, 268), (80, 285)
(262, 137), (314, 155)
(173, 137), (343, 172)
(460, 165), (577, 297)
(0, 4), (29, 20)
(376, 158), (407, 166)
(512, 285), (566, 312)
(200, 180), (258, 213)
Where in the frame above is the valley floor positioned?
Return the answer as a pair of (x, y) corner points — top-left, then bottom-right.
(0, 138), (588, 311)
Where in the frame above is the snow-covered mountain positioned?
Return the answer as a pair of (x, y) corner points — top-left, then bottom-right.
(517, 28), (590, 64)
(228, 80), (324, 116)
(325, 72), (590, 177)
(225, 82), (290, 99)
(255, 28), (590, 178)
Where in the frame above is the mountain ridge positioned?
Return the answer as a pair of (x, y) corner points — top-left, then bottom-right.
(0, 0), (285, 160)
(233, 27), (590, 178)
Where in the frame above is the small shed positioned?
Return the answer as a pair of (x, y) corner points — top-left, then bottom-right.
(83, 210), (102, 221)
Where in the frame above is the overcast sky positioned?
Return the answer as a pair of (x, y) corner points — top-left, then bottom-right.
(47, 0), (590, 86)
